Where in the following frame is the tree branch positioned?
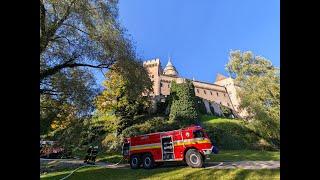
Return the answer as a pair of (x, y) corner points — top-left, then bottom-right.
(40, 0), (46, 36)
(40, 58), (112, 81)
(40, 0), (77, 54)
(62, 23), (92, 36)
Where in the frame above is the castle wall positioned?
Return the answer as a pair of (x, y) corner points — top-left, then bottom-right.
(143, 59), (242, 117)
(215, 78), (248, 117)
(193, 81), (234, 110)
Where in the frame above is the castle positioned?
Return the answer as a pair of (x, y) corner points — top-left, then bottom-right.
(143, 58), (247, 119)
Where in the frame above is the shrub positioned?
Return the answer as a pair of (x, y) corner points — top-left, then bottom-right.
(101, 133), (123, 153)
(220, 105), (233, 117)
(195, 97), (208, 115)
(122, 117), (179, 137)
(169, 80), (199, 125)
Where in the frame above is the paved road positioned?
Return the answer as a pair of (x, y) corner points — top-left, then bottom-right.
(40, 158), (280, 170)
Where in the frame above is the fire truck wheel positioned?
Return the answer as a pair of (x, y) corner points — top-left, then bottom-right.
(142, 154), (155, 169)
(185, 149), (203, 168)
(130, 155), (141, 169)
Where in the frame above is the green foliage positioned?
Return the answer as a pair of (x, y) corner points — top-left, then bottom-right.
(195, 97), (208, 115)
(220, 105), (233, 117)
(40, 0), (137, 141)
(121, 117), (178, 137)
(169, 80), (199, 126)
(95, 59), (152, 135)
(226, 50), (280, 147)
(201, 115), (276, 150)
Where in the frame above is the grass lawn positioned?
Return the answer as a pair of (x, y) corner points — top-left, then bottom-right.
(200, 115), (244, 124)
(41, 150), (279, 179)
(209, 150), (279, 162)
(41, 166), (279, 180)
(94, 150), (279, 164)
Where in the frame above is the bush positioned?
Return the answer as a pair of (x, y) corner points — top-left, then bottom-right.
(101, 133), (123, 153)
(122, 117), (179, 137)
(169, 80), (199, 125)
(220, 105), (233, 117)
(195, 97), (208, 115)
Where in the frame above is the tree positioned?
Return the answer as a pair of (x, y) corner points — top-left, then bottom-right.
(40, 0), (136, 134)
(226, 50), (280, 147)
(40, 0), (129, 81)
(169, 80), (199, 126)
(95, 59), (152, 135)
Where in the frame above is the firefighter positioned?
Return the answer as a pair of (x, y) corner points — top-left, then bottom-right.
(84, 146), (99, 164)
(84, 146), (93, 163)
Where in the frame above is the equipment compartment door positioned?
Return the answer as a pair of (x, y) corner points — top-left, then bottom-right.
(161, 136), (174, 160)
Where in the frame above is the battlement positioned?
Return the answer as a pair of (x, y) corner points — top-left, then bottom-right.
(143, 58), (160, 66)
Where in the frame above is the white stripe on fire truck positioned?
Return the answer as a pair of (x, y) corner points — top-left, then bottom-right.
(130, 143), (161, 151)
(130, 138), (211, 151)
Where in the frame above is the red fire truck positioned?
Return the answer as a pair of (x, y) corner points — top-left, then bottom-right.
(122, 125), (219, 169)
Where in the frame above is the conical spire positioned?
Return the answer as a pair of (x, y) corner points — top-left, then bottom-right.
(163, 56), (178, 77)
(167, 55), (173, 66)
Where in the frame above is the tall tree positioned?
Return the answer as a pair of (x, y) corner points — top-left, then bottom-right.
(40, 0), (129, 81)
(95, 59), (152, 135)
(226, 50), (280, 146)
(169, 80), (199, 126)
(40, 0), (136, 133)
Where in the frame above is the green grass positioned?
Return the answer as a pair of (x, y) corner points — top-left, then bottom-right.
(209, 150), (279, 162)
(201, 115), (244, 124)
(93, 150), (279, 164)
(96, 153), (123, 164)
(200, 115), (277, 150)
(41, 166), (279, 180)
(41, 150), (280, 179)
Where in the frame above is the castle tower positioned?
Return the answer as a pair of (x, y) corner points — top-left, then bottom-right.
(163, 57), (179, 77)
(143, 58), (161, 96)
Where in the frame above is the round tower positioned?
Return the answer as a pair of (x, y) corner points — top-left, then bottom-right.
(163, 57), (179, 77)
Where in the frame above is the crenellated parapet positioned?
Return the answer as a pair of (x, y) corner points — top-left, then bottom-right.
(143, 58), (160, 67)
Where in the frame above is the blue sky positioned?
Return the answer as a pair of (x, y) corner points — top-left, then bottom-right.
(95, 0), (279, 85)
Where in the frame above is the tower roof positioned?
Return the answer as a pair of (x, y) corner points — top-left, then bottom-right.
(163, 57), (178, 77)
(215, 73), (227, 82)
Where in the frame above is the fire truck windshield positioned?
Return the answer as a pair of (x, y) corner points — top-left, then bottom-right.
(193, 130), (205, 138)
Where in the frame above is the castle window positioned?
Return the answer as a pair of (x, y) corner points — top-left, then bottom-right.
(210, 91), (212, 95)
(204, 90), (206, 94)
(216, 92), (219, 96)
(227, 103), (230, 106)
(152, 75), (154, 78)
(220, 102), (222, 105)
(168, 84), (170, 88)
(197, 89), (199, 93)
(160, 83), (163, 87)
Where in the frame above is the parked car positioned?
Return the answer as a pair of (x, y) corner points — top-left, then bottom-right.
(40, 141), (66, 159)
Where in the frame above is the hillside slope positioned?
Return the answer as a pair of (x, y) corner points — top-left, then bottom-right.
(200, 115), (274, 150)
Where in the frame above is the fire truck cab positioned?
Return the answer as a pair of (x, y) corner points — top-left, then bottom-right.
(122, 125), (218, 169)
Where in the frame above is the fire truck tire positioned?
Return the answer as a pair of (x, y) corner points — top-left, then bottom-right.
(130, 155), (141, 169)
(185, 149), (203, 168)
(142, 154), (155, 169)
